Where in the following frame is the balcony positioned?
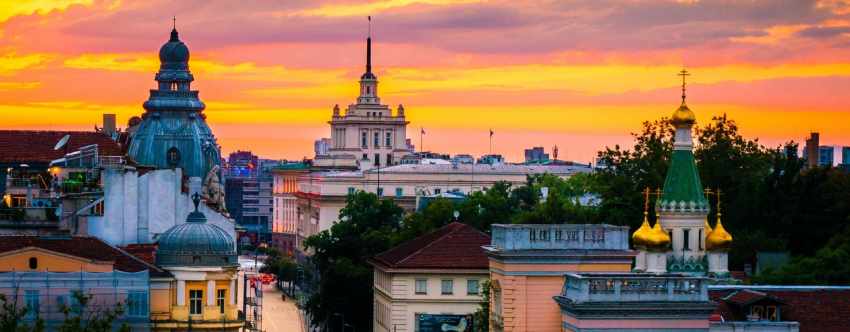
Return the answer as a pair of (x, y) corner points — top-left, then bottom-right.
(559, 273), (709, 303)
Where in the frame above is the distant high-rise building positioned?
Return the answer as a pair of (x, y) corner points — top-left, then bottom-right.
(524, 146), (550, 163)
(819, 146), (834, 167)
(804, 133), (820, 168)
(224, 150), (273, 244)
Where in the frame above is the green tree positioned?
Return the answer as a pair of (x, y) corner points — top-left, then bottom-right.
(754, 224), (850, 285)
(56, 291), (129, 332)
(472, 280), (491, 332)
(304, 191), (404, 331)
(594, 118), (673, 228)
(0, 291), (44, 332)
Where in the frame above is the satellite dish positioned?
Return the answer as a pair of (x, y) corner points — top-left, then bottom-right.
(54, 134), (71, 151)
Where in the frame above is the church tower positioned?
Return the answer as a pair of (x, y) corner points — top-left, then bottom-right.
(128, 24), (222, 178)
(633, 69), (732, 276)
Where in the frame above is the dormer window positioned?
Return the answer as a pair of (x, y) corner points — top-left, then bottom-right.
(28, 257), (37, 270)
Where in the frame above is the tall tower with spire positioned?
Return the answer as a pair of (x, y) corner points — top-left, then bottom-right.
(127, 24), (222, 178)
(316, 17), (412, 170)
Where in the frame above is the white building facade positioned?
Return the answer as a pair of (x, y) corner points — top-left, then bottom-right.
(292, 163), (591, 249)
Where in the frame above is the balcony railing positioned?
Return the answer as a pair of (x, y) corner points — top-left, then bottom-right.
(561, 273), (709, 303)
(149, 90), (199, 98)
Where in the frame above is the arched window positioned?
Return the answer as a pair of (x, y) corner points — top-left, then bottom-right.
(28, 257), (37, 270)
(366, 86), (371, 94)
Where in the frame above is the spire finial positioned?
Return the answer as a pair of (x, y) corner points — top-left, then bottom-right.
(191, 192), (200, 212)
(678, 67), (690, 104)
(366, 16), (372, 74)
(643, 187), (650, 216)
(169, 16), (179, 41)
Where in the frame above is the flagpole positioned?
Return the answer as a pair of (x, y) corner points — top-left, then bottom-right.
(489, 129), (493, 155)
(420, 128), (424, 153)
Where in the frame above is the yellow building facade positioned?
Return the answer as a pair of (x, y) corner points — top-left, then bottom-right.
(151, 195), (243, 331)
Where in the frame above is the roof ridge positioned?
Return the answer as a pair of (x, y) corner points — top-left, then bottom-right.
(112, 245), (165, 273)
(395, 223), (464, 265)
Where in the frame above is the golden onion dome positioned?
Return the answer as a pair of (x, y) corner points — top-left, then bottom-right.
(632, 213), (653, 248)
(704, 217), (713, 235)
(645, 221), (671, 250)
(671, 102), (696, 127)
(706, 214), (733, 250)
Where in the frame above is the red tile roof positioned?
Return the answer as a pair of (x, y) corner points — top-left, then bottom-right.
(0, 235), (167, 276)
(371, 222), (491, 270)
(0, 130), (122, 164)
(711, 287), (850, 332)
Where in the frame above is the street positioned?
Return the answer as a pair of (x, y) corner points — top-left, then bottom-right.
(262, 284), (306, 332)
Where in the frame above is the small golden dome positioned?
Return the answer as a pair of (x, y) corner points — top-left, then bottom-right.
(632, 213), (653, 248)
(671, 102), (696, 127)
(704, 217), (713, 234)
(645, 221), (671, 250)
(706, 214), (733, 250)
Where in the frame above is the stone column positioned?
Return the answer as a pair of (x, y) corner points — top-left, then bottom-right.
(176, 280), (186, 306)
(708, 252), (729, 275)
(207, 280), (215, 306)
(633, 250), (647, 272)
(646, 252), (667, 274)
(230, 279), (237, 305)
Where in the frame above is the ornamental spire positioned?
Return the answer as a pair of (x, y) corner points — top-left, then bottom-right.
(678, 67), (690, 104)
(366, 16), (372, 75)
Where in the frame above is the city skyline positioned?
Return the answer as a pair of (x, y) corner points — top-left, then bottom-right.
(1, 1), (850, 162)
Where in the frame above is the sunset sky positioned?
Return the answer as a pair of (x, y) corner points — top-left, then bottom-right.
(2, 0), (850, 163)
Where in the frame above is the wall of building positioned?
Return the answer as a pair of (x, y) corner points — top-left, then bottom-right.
(89, 168), (235, 246)
(374, 270), (488, 332)
(0, 249), (113, 272)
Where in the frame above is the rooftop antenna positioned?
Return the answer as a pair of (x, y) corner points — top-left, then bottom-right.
(173, 16), (176, 30)
(53, 134), (70, 151)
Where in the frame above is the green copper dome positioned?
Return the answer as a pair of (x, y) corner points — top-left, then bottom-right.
(128, 26), (221, 178)
(156, 195), (237, 267)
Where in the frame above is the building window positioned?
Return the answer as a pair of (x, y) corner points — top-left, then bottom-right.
(441, 279), (454, 295)
(348, 187), (356, 195)
(189, 290), (203, 315)
(415, 279), (427, 295)
(395, 187), (403, 198)
(374, 132), (380, 147)
(467, 279), (480, 295)
(683, 228), (690, 250)
(387, 153), (393, 165)
(435, 188), (441, 194)
(28, 257), (37, 270)
(375, 153), (381, 166)
(217, 289), (226, 314)
(361, 132), (368, 148)
(24, 290), (39, 319)
(127, 291), (148, 317)
(385, 132), (392, 146)
(377, 187), (383, 197)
